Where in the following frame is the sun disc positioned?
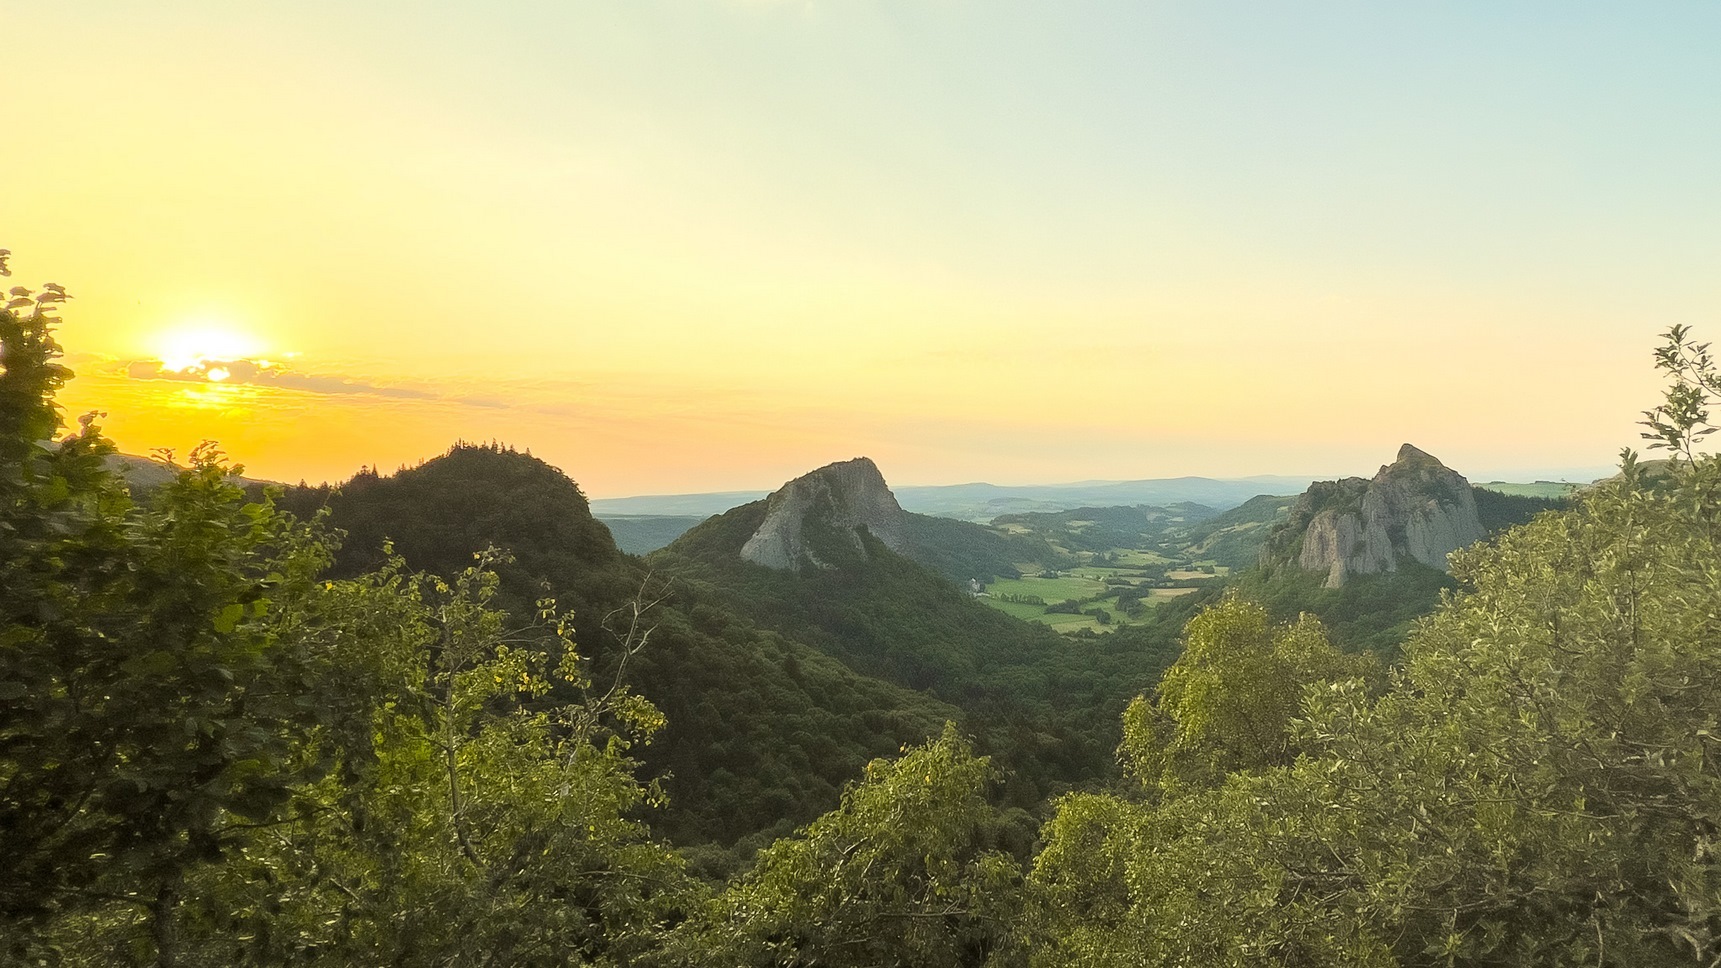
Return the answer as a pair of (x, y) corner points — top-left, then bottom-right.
(154, 324), (263, 372)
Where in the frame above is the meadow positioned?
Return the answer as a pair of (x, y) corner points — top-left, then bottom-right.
(1473, 481), (1582, 498)
(977, 535), (1228, 634)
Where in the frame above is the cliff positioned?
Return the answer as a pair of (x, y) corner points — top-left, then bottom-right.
(1278, 444), (1484, 588)
(739, 457), (912, 571)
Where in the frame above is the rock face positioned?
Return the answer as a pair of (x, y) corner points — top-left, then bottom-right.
(1284, 444), (1484, 588)
(740, 457), (911, 571)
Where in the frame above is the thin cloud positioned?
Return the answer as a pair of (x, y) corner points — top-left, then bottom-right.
(127, 357), (451, 402)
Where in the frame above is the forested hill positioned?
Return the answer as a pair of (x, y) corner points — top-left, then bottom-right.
(276, 444), (964, 850)
(651, 463), (1191, 804)
(21, 242), (1721, 965)
(280, 444), (631, 628)
(274, 447), (1196, 846)
(901, 511), (1070, 582)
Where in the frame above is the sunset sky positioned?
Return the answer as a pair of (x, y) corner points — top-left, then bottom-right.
(7, 2), (1716, 495)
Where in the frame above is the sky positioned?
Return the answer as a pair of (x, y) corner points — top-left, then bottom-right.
(5, 1), (1715, 495)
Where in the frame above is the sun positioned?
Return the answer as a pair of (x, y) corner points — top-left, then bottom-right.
(154, 324), (264, 373)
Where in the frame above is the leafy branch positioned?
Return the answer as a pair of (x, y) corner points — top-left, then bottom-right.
(1640, 323), (1721, 461)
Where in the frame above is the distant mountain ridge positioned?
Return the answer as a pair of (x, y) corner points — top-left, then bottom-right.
(592, 473), (1320, 522)
(589, 490), (772, 517)
(891, 476), (1318, 521)
(103, 452), (270, 491)
(599, 515), (710, 555)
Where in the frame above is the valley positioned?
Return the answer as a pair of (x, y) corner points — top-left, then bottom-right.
(963, 500), (1285, 632)
(9, 1), (1709, 956)
(595, 459), (1568, 636)
(1, 297), (1649, 968)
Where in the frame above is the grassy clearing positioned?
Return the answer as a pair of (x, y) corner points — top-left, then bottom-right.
(1037, 611), (1103, 631)
(976, 572), (1155, 634)
(1113, 549), (1173, 566)
(980, 602), (1134, 634)
(985, 598), (1051, 620)
(1069, 565), (1151, 580)
(987, 575), (1107, 602)
(1476, 482), (1581, 498)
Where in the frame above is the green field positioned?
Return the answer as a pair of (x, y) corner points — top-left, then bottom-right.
(983, 597), (1136, 633)
(1112, 549), (1173, 566)
(987, 575), (1108, 602)
(1036, 610), (1113, 632)
(1476, 481), (1582, 498)
(971, 501), (1260, 634)
(978, 569), (1179, 633)
(986, 598), (1057, 621)
(1068, 565), (1150, 581)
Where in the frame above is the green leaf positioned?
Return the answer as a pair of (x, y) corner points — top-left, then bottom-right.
(213, 602), (245, 634)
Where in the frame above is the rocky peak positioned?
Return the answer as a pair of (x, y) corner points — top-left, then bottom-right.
(1279, 444), (1484, 588)
(739, 457), (911, 571)
(1390, 442), (1439, 467)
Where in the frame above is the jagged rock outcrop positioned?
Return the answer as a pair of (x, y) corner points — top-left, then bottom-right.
(740, 457), (911, 571)
(1280, 444), (1484, 588)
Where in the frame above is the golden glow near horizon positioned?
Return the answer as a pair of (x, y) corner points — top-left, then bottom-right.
(152, 324), (265, 374)
(10, 3), (1712, 494)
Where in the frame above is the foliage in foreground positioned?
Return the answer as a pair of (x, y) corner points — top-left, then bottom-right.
(277, 444), (963, 853)
(1, 289), (684, 965)
(9, 255), (1721, 968)
(663, 724), (1021, 967)
(1021, 326), (1721, 965)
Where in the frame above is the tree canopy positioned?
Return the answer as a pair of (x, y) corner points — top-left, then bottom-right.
(1021, 326), (1721, 965)
(1, 280), (685, 965)
(7, 258), (1721, 968)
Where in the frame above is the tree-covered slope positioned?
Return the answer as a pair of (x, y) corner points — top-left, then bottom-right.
(1170, 493), (1297, 569)
(991, 502), (1221, 556)
(653, 499), (1188, 807)
(900, 510), (1070, 582)
(596, 513), (709, 554)
(21, 269), (1721, 966)
(1024, 448), (1721, 965)
(1472, 484), (1570, 533)
(278, 446), (959, 849)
